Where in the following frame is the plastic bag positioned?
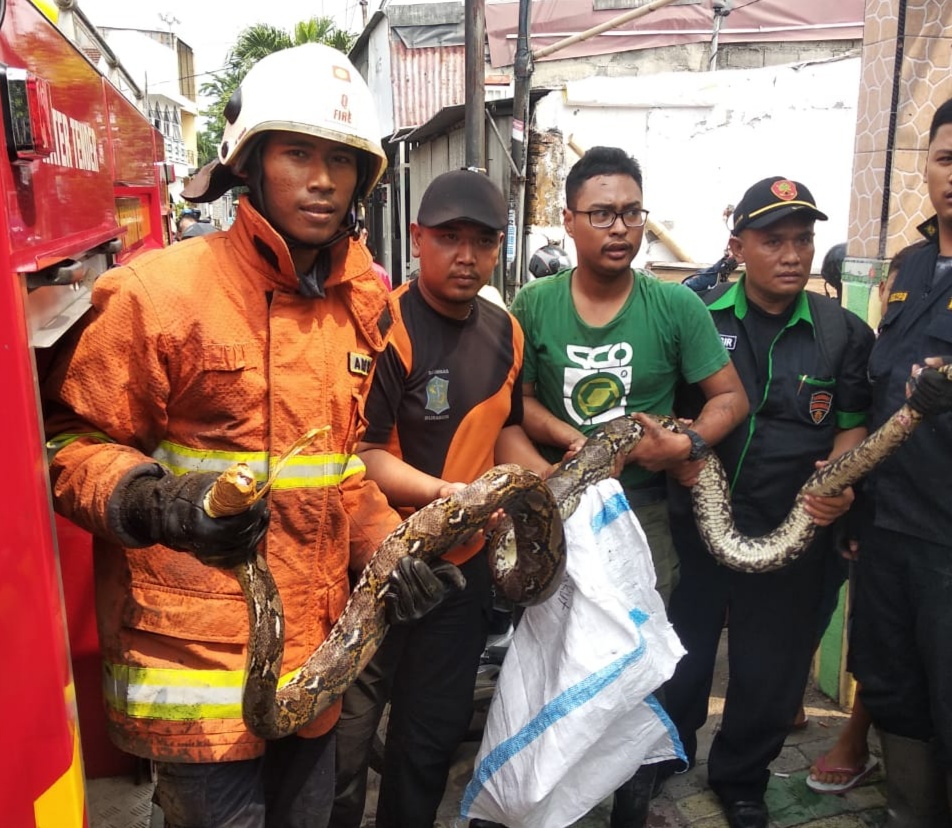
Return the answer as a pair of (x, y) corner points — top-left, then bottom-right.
(461, 479), (686, 827)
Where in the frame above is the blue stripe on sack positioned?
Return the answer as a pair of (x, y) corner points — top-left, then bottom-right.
(629, 607), (649, 626)
(644, 693), (688, 763)
(590, 491), (631, 535)
(461, 630), (648, 816)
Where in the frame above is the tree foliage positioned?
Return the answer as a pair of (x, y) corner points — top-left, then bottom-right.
(196, 17), (356, 166)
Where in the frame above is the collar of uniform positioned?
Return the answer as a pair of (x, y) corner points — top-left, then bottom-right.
(227, 196), (374, 293)
(707, 274), (813, 328)
(917, 215), (941, 243)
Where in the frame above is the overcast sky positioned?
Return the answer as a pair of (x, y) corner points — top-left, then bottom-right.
(77, 0), (378, 92)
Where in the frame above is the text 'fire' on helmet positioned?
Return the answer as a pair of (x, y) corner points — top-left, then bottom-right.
(183, 43), (387, 204)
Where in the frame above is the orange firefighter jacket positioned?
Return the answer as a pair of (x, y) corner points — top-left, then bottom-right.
(43, 198), (402, 763)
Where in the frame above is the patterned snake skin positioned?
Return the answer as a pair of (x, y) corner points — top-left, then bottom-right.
(234, 414), (665, 740)
(236, 464), (566, 739)
(236, 365), (951, 737)
(695, 363), (952, 573)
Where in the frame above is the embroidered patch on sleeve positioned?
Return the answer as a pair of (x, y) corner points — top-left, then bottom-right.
(809, 390), (833, 424)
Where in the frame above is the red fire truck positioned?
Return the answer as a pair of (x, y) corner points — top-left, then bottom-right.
(0, 0), (169, 824)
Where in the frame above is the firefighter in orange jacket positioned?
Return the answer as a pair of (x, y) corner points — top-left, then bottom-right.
(43, 44), (462, 828)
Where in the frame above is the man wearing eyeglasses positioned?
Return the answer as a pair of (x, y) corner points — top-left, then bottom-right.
(510, 145), (748, 827)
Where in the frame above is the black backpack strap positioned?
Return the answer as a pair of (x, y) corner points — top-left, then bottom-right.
(805, 291), (849, 377)
(700, 279), (735, 306)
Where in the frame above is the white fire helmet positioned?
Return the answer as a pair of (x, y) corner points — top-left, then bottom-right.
(184, 43), (387, 203)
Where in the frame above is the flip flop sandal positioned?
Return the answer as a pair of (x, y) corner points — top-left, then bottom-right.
(806, 754), (879, 794)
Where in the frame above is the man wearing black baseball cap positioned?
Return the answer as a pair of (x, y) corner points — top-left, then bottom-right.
(731, 175), (828, 234)
(331, 169), (551, 828)
(416, 167), (509, 231)
(661, 177), (875, 828)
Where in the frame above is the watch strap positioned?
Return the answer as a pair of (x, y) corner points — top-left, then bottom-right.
(683, 428), (710, 461)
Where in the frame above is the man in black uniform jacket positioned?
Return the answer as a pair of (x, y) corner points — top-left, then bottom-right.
(851, 97), (952, 827)
(662, 177), (875, 828)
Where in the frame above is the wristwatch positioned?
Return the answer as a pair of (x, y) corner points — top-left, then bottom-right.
(683, 428), (710, 461)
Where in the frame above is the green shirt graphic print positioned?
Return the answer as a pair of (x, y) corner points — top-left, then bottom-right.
(512, 268), (729, 488)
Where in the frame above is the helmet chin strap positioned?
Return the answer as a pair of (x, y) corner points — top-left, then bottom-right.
(285, 212), (359, 299)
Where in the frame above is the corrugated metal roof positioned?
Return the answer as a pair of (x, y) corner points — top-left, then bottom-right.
(397, 88), (551, 144)
(390, 38), (466, 132)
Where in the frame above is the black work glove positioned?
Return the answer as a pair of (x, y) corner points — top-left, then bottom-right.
(906, 359), (952, 416)
(112, 468), (270, 568)
(385, 556), (466, 625)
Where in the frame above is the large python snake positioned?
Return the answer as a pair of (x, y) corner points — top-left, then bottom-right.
(232, 465), (568, 740)
(693, 362), (952, 573)
(226, 364), (951, 739)
(228, 416), (653, 740)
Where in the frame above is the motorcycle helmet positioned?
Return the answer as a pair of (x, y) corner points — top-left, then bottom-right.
(183, 43), (387, 204)
(528, 244), (571, 279)
(820, 242), (847, 303)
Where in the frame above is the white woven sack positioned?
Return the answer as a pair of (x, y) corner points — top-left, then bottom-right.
(461, 478), (686, 828)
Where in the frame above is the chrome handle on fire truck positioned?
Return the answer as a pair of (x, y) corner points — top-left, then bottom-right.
(24, 249), (111, 349)
(26, 259), (87, 289)
(99, 239), (124, 255)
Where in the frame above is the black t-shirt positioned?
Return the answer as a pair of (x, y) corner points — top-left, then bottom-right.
(363, 280), (523, 481)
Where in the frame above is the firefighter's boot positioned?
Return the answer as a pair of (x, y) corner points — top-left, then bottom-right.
(610, 764), (656, 827)
(879, 730), (952, 828)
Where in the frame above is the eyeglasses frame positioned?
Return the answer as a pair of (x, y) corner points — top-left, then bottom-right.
(570, 207), (651, 229)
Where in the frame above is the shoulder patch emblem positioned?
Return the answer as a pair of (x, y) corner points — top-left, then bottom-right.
(425, 375), (450, 415)
(888, 291), (907, 304)
(348, 352), (372, 376)
(809, 390), (833, 424)
(720, 334), (737, 351)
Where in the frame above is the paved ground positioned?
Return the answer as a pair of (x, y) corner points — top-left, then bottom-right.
(88, 635), (886, 828)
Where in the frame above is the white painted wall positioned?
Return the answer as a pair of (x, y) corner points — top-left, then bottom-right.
(530, 56), (861, 272)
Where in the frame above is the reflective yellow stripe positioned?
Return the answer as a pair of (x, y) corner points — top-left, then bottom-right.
(151, 443), (270, 477)
(151, 440), (366, 488)
(33, 717), (85, 828)
(46, 431), (114, 452)
(104, 662), (301, 722)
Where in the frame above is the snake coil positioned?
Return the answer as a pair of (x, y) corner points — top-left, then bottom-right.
(233, 365), (952, 738)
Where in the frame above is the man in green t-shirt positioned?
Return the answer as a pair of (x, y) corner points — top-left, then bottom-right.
(510, 145), (748, 828)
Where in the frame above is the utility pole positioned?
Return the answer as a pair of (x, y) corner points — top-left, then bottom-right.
(464, 0), (486, 169)
(709, 1), (732, 71)
(505, 0), (532, 299)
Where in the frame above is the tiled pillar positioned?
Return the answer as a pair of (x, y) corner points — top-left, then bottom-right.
(843, 0), (952, 324)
